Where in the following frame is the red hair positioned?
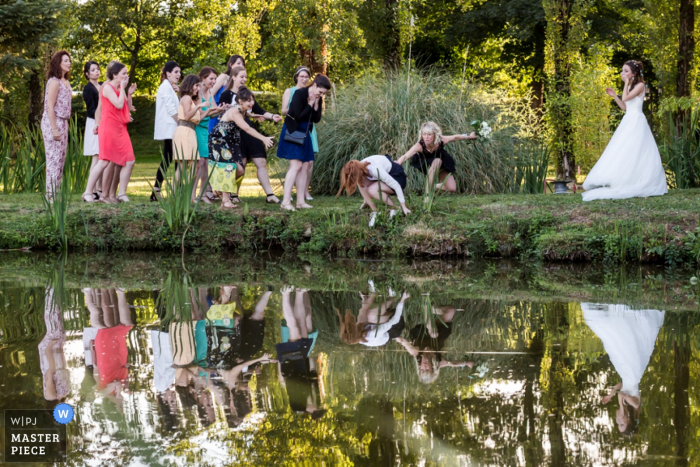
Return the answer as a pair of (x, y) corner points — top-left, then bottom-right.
(336, 160), (371, 196)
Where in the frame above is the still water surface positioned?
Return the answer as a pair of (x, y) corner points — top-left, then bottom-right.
(0, 253), (698, 466)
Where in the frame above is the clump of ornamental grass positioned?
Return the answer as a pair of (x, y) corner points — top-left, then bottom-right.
(313, 68), (542, 196)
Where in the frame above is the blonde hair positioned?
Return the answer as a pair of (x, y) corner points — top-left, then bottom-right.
(336, 160), (371, 196)
(419, 121), (443, 148)
(336, 309), (369, 344)
(415, 353), (440, 384)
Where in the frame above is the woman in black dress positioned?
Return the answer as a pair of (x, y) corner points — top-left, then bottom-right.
(219, 66), (282, 204)
(208, 87), (274, 209)
(396, 121), (476, 201)
(82, 61), (102, 199)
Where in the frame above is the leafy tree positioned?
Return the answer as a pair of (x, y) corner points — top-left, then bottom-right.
(0, 0), (66, 125)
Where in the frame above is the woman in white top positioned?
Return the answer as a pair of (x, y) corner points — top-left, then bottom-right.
(151, 60), (181, 201)
(337, 292), (409, 347)
(582, 302), (665, 434)
(337, 155), (411, 218)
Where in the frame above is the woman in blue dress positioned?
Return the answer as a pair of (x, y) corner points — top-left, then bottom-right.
(277, 74), (332, 211)
(281, 67), (319, 202)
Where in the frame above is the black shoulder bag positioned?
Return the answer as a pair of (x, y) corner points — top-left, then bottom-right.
(284, 113), (312, 145)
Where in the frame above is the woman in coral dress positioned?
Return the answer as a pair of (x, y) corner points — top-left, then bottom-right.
(98, 62), (136, 203)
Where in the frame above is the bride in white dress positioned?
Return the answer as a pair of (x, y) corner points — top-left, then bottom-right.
(581, 302), (665, 434)
(582, 60), (668, 201)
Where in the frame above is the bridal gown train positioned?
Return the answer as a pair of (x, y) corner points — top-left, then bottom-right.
(582, 91), (668, 201)
(582, 303), (664, 397)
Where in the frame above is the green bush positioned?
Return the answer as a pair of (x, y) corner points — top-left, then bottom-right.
(313, 69), (542, 195)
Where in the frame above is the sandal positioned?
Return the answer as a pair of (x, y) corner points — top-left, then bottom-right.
(280, 203), (296, 212)
(117, 194), (130, 203)
(231, 195), (242, 204)
(220, 200), (237, 210)
(266, 193), (280, 204)
(82, 193), (96, 203)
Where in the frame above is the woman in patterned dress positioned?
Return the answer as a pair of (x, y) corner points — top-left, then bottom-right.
(41, 50), (72, 200)
(208, 87), (274, 209)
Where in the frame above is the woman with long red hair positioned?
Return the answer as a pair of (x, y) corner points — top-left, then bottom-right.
(337, 155), (411, 224)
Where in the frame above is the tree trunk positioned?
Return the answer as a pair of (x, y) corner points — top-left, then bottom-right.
(674, 337), (690, 467)
(551, 0), (575, 180)
(677, 0), (694, 98)
(28, 67), (44, 128)
(129, 30), (141, 84)
(384, 0), (401, 70)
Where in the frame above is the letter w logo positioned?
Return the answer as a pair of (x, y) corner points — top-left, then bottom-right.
(58, 410), (69, 418)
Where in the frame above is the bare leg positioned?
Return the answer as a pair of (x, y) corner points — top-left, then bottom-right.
(367, 182), (397, 207)
(101, 289), (117, 328)
(436, 170), (457, 192)
(84, 159), (110, 199)
(233, 158), (247, 199)
(101, 163), (116, 202)
(90, 155), (102, 192)
(252, 158), (279, 202)
(294, 290), (310, 338)
(281, 287), (301, 341)
(109, 165), (122, 201)
(116, 289), (133, 326)
(252, 291), (272, 320)
(117, 160), (135, 199)
(294, 164), (310, 208)
(302, 290), (313, 334)
(282, 160), (303, 207)
(194, 158), (210, 200)
(304, 161), (314, 199)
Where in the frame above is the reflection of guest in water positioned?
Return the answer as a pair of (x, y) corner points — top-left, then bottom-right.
(40, 287), (70, 408)
(395, 305), (474, 384)
(83, 288), (134, 405)
(582, 302), (665, 435)
(338, 292), (409, 347)
(276, 286), (325, 419)
(151, 329), (179, 429)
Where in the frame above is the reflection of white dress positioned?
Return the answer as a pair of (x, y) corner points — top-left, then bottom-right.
(582, 91), (667, 201)
(151, 331), (176, 393)
(582, 303), (664, 396)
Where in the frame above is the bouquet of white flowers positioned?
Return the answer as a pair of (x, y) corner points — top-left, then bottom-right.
(471, 120), (492, 140)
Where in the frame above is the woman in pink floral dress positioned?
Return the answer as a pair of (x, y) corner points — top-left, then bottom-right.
(41, 50), (73, 199)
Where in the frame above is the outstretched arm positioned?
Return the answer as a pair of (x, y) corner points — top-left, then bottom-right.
(442, 133), (476, 144)
(439, 360), (474, 369)
(395, 143), (422, 166)
(230, 108), (274, 148)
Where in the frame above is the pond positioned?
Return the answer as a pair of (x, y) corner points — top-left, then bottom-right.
(0, 252), (698, 466)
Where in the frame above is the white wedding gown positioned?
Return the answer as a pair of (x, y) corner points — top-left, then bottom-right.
(582, 91), (667, 201)
(582, 303), (664, 397)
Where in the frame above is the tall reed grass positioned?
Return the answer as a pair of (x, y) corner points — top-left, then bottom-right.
(313, 69), (545, 196)
(660, 111), (700, 189)
(0, 118), (89, 194)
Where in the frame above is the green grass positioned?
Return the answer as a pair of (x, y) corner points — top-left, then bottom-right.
(1, 188), (699, 265)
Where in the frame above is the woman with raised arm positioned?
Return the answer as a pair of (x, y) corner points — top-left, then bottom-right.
(208, 87), (274, 210)
(396, 122), (476, 202)
(193, 67), (225, 203)
(337, 154), (411, 225)
(97, 62), (136, 203)
(82, 61), (102, 200)
(151, 61), (181, 202)
(41, 50), (72, 200)
(219, 67), (282, 204)
(277, 74), (332, 211)
(208, 54), (245, 132)
(582, 60), (667, 201)
(281, 66), (319, 202)
(171, 74), (204, 201)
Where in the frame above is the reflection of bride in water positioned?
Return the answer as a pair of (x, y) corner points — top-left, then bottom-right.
(40, 287), (70, 407)
(582, 302), (665, 435)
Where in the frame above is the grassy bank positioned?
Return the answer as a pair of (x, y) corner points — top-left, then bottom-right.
(1, 189), (700, 264)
